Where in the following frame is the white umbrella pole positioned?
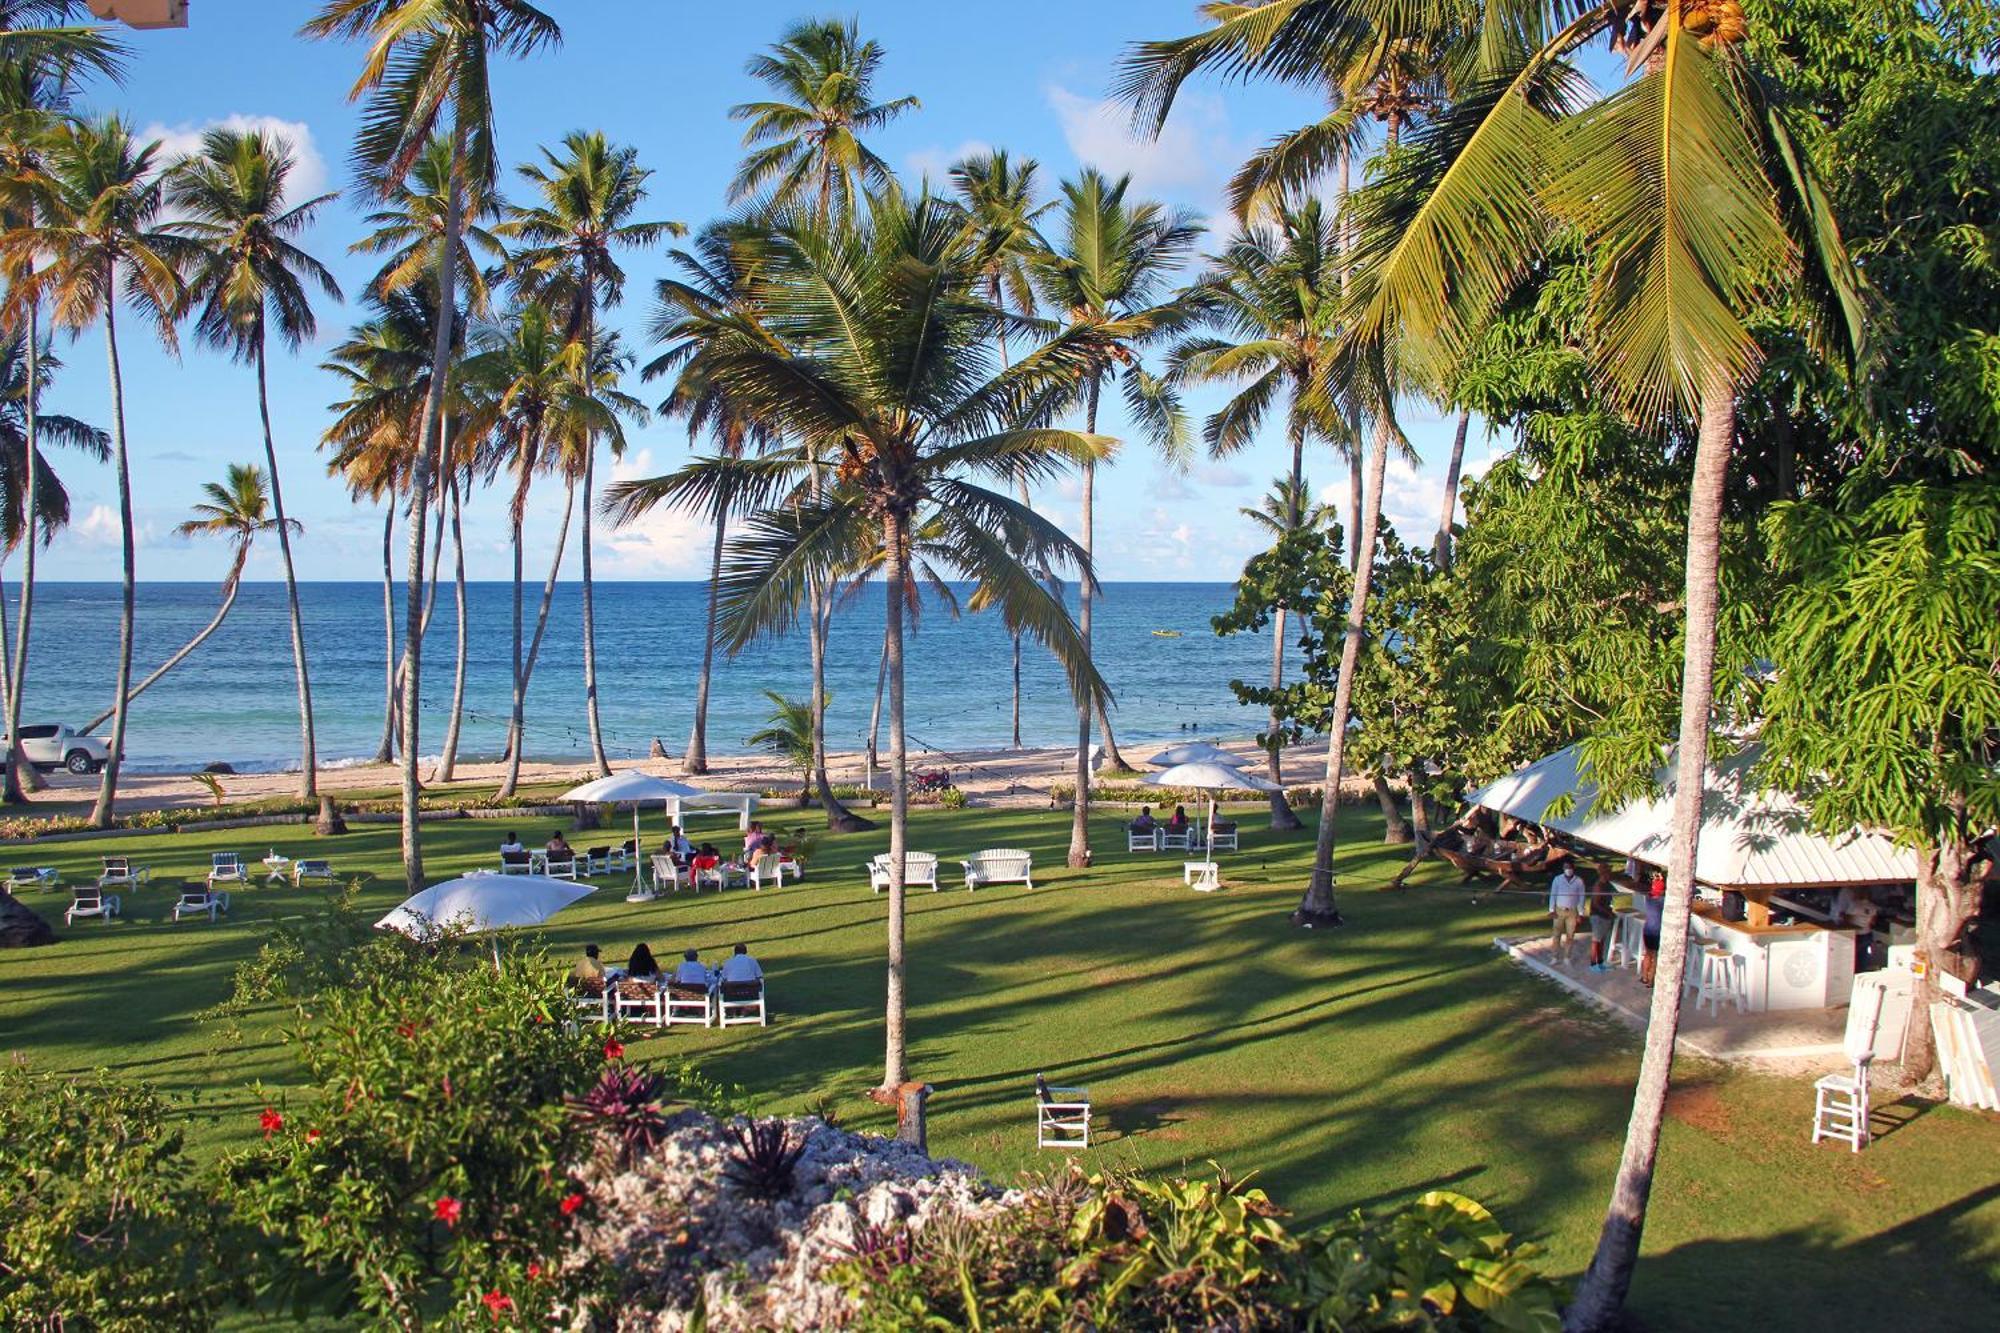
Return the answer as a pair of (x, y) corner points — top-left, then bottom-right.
(633, 804), (643, 893)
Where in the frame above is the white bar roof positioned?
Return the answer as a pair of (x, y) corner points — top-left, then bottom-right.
(1465, 744), (1917, 890)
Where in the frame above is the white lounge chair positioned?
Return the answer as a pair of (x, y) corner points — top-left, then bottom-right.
(664, 980), (714, 1027)
(98, 856), (149, 890)
(717, 978), (767, 1027)
(65, 887), (119, 926)
(869, 851), (939, 893)
(8, 866), (58, 892)
(612, 978), (664, 1025)
(1126, 827), (1159, 853)
(207, 852), (247, 887)
(1035, 1074), (1091, 1149)
(292, 858), (335, 886)
(173, 885), (229, 922)
(962, 848), (1033, 892)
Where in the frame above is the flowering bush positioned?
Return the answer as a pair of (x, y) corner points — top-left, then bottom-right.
(220, 938), (611, 1326)
(0, 1067), (234, 1329)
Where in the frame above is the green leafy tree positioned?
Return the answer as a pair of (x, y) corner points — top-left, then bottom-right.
(1033, 166), (1202, 852)
(747, 688), (818, 798)
(304, 0), (561, 894)
(609, 190), (1107, 1094)
(167, 126), (341, 800)
(1757, 483), (2000, 1078)
(727, 15), (918, 218)
(501, 129), (681, 777)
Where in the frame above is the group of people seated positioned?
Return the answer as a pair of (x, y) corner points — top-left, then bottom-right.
(1448, 811), (1564, 868)
(499, 829), (574, 860)
(1128, 804), (1192, 836)
(572, 940), (764, 991)
(655, 822), (790, 882)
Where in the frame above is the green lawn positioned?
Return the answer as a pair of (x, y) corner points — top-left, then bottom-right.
(4, 804), (1997, 1330)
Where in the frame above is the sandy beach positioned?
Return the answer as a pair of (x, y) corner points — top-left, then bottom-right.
(16, 738), (1351, 816)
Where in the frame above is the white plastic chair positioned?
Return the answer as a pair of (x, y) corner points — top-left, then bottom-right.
(650, 854), (683, 894)
(571, 976), (611, 1024)
(1160, 827), (1192, 852)
(292, 859), (335, 886)
(1208, 824), (1240, 853)
(173, 886), (229, 922)
(7, 866), (58, 892)
(208, 853), (247, 887)
(542, 853), (579, 881)
(664, 981), (714, 1027)
(1035, 1074), (1091, 1149)
(612, 978), (664, 1025)
(98, 857), (149, 890)
(65, 888), (119, 926)
(499, 851), (534, 875)
(1126, 827), (1159, 853)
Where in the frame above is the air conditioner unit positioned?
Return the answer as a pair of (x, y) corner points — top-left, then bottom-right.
(86, 0), (188, 29)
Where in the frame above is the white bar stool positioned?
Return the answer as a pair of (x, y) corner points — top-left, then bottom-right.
(1812, 1059), (1871, 1152)
(1690, 945), (1748, 1016)
(1606, 909), (1642, 970)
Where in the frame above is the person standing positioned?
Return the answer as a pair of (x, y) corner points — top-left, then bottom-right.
(1548, 857), (1588, 966)
(1586, 867), (1617, 972)
(1639, 870), (1667, 986)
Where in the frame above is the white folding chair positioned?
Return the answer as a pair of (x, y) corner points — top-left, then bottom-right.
(664, 981), (714, 1027)
(571, 976), (611, 1024)
(612, 978), (664, 1025)
(1035, 1074), (1091, 1149)
(1127, 827), (1159, 853)
(716, 979), (767, 1027)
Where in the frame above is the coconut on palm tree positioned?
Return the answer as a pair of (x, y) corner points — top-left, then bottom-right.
(166, 126), (340, 801)
(1126, 2), (1866, 1324)
(608, 190), (1109, 1095)
(728, 15), (918, 218)
(0, 116), (185, 827)
(501, 129), (680, 778)
(303, 0), (561, 892)
(1032, 167), (1202, 862)
(78, 464), (295, 731)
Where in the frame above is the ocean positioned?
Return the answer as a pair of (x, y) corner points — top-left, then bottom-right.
(3, 582), (1282, 772)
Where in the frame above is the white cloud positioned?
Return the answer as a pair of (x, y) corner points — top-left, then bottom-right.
(1195, 461), (1251, 489)
(138, 113), (332, 207)
(594, 449), (723, 578)
(904, 139), (992, 187)
(74, 503), (122, 546)
(1046, 85), (1244, 200)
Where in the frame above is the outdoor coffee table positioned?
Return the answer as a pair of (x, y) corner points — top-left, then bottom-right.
(262, 855), (292, 884)
(1183, 860), (1221, 892)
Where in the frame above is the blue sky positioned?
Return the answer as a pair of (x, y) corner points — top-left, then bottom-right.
(31, 2), (1505, 584)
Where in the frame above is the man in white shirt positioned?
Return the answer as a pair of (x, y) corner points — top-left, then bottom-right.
(672, 948), (711, 987)
(718, 943), (763, 985)
(1548, 859), (1588, 966)
(669, 827), (694, 860)
(499, 832), (525, 855)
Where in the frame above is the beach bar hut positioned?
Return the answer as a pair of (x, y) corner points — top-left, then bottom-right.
(1465, 744), (1919, 1013)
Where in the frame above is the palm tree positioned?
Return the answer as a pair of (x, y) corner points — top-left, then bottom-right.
(951, 148), (1052, 750)
(465, 301), (637, 798)
(608, 192), (1108, 1094)
(1032, 167), (1202, 863)
(166, 127), (340, 800)
(727, 15), (918, 219)
(1124, 3), (1866, 1324)
(0, 6), (122, 804)
(641, 222), (774, 777)
(1171, 198), (1352, 827)
(745, 689), (816, 800)
(1, 117), (183, 827)
(500, 129), (681, 778)
(79, 464), (294, 730)
(303, 0), (561, 893)
(350, 136), (507, 312)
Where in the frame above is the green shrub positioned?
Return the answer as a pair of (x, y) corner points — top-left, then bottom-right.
(830, 1168), (1562, 1331)
(0, 1067), (234, 1330)
(219, 938), (614, 1327)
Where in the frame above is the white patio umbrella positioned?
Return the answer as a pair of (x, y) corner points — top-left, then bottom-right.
(377, 874), (596, 967)
(559, 771), (703, 899)
(1146, 742), (1249, 769)
(1150, 761), (1281, 883)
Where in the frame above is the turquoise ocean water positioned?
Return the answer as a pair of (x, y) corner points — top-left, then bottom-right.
(4, 582), (1278, 772)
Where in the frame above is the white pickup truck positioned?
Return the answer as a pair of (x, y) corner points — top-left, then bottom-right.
(4, 724), (113, 774)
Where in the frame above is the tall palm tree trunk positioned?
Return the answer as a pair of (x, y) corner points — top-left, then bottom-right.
(879, 506), (910, 1093)
(1265, 435), (1306, 831)
(374, 502), (396, 763)
(432, 474), (469, 782)
(257, 341), (317, 797)
(499, 475), (574, 798)
(5, 305), (47, 802)
(89, 292), (135, 829)
(81, 550), (248, 732)
(808, 456), (869, 831)
(684, 511), (722, 775)
(396, 125), (467, 891)
(1434, 409), (1469, 570)
(1067, 376), (1103, 869)
(578, 296), (612, 778)
(867, 631), (886, 773)
(1295, 409), (1392, 924)
(1095, 690), (1129, 770)
(1012, 466), (1027, 750)
(1347, 454), (1363, 573)
(387, 461), (452, 755)
(1566, 383), (1734, 1330)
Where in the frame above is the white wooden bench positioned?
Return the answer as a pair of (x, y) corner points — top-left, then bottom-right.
(962, 848), (1033, 891)
(869, 851), (939, 893)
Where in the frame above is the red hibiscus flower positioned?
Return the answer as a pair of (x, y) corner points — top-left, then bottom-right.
(602, 1038), (624, 1061)
(258, 1107), (283, 1136)
(559, 1192), (585, 1217)
(481, 1289), (513, 1318)
(305, 1129), (322, 1143)
(395, 1021), (417, 1039)
(433, 1195), (462, 1227)
(526, 1262), (543, 1281)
